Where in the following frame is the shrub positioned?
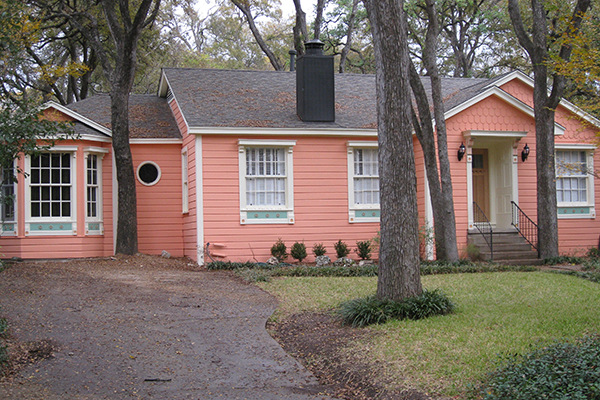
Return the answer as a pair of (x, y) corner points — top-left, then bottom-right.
(543, 255), (584, 265)
(273, 264), (378, 277)
(587, 247), (600, 258)
(481, 334), (600, 400)
(235, 268), (272, 283)
(466, 243), (482, 261)
(355, 240), (372, 260)
(419, 223), (434, 260)
(270, 238), (288, 262)
(290, 242), (307, 262)
(338, 289), (455, 327)
(312, 243), (327, 257)
(0, 317), (7, 374)
(206, 261), (268, 270)
(0, 318), (7, 337)
(334, 240), (350, 259)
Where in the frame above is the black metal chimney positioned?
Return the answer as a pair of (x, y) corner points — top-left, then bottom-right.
(289, 49), (297, 72)
(296, 40), (335, 122)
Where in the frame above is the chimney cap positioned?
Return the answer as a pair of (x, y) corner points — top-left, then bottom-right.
(288, 49), (298, 55)
(304, 39), (325, 55)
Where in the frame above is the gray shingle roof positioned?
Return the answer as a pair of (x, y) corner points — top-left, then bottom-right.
(162, 68), (496, 130)
(67, 94), (181, 139)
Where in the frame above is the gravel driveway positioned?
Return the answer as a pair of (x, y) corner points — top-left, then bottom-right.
(0, 256), (335, 399)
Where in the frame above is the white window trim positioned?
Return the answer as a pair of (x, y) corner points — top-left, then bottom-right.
(555, 146), (596, 219)
(137, 161), (162, 186)
(238, 139), (295, 224)
(347, 141), (380, 223)
(84, 149), (107, 235)
(0, 160), (17, 236)
(182, 148), (189, 214)
(25, 147), (77, 236)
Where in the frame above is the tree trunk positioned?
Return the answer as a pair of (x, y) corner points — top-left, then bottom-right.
(365, 0), (422, 302)
(339, 0), (359, 73)
(508, 0), (591, 259)
(313, 0), (325, 40)
(293, 0), (308, 55)
(111, 86), (138, 255)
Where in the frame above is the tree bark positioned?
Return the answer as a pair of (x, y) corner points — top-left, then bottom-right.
(231, 0), (284, 70)
(313, 0), (326, 40)
(339, 0), (359, 73)
(292, 0), (308, 55)
(364, 0), (422, 302)
(508, 0), (591, 259)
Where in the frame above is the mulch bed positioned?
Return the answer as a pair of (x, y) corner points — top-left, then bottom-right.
(268, 312), (434, 400)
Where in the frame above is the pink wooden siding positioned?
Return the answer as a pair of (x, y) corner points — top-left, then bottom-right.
(202, 135), (379, 262)
(446, 94), (537, 253)
(169, 99), (198, 260)
(2, 139), (114, 259)
(132, 143), (184, 257)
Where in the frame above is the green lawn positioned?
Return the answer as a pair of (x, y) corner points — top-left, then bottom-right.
(259, 272), (600, 397)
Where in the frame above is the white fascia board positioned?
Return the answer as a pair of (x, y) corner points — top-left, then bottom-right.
(486, 71), (600, 129)
(43, 101), (113, 137)
(80, 134), (112, 143)
(445, 86), (565, 135)
(157, 70), (170, 97)
(129, 138), (183, 144)
(188, 126), (377, 137)
(555, 143), (597, 150)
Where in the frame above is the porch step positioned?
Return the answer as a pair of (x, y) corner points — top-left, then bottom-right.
(468, 231), (541, 266)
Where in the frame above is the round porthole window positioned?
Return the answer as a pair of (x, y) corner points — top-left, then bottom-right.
(137, 161), (161, 186)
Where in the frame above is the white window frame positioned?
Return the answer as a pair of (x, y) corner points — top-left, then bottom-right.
(348, 141), (380, 223)
(84, 147), (108, 235)
(182, 148), (189, 214)
(238, 139), (295, 224)
(555, 144), (596, 219)
(25, 146), (77, 236)
(0, 161), (17, 236)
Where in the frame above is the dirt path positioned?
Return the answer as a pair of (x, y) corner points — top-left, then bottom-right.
(0, 256), (336, 400)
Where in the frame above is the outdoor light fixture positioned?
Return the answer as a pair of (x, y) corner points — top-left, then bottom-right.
(458, 142), (466, 161)
(521, 143), (530, 162)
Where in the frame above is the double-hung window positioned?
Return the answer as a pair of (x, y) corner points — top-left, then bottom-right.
(348, 142), (380, 223)
(0, 163), (16, 235)
(26, 149), (77, 235)
(85, 148), (107, 234)
(238, 139), (295, 224)
(556, 146), (595, 219)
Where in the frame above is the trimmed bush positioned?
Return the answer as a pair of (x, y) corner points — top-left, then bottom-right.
(481, 334), (600, 400)
(270, 238), (288, 262)
(273, 264), (378, 277)
(290, 242), (307, 262)
(355, 240), (372, 260)
(334, 240), (350, 259)
(338, 289), (455, 327)
(312, 243), (327, 257)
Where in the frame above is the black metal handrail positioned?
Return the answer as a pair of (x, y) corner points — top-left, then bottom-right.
(511, 201), (538, 256)
(473, 202), (493, 261)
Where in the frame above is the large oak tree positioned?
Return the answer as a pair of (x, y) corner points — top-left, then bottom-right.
(364, 0), (422, 301)
(508, 0), (591, 259)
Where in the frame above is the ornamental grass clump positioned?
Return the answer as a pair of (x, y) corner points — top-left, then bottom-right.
(290, 242), (307, 262)
(338, 289), (455, 327)
(480, 334), (600, 400)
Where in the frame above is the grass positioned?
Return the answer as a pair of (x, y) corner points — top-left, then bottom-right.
(259, 272), (600, 397)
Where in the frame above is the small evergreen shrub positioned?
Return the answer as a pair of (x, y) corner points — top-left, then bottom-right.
(355, 240), (372, 260)
(270, 238), (288, 262)
(338, 289), (455, 327)
(334, 240), (350, 259)
(290, 242), (307, 262)
(312, 243), (327, 257)
(481, 334), (600, 400)
(587, 247), (600, 258)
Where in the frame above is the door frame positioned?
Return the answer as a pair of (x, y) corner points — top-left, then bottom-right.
(464, 131), (526, 231)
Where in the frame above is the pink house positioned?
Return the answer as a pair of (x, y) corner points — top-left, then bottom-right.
(3, 44), (600, 263)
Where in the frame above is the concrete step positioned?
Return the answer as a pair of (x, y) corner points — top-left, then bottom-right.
(468, 231), (540, 265)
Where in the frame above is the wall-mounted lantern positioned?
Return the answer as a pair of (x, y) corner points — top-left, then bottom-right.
(521, 143), (530, 162)
(458, 142), (466, 161)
